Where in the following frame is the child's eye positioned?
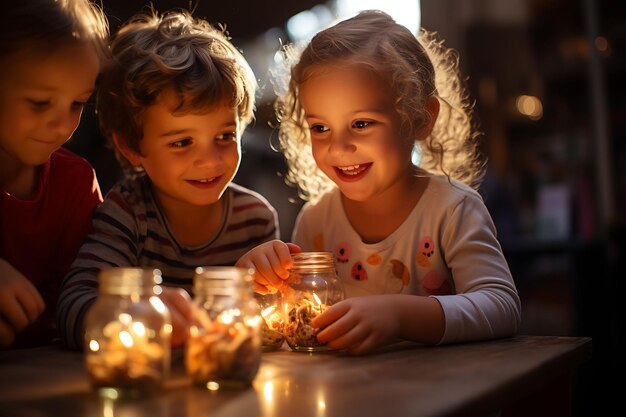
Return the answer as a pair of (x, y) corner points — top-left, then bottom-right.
(71, 101), (88, 111)
(352, 120), (373, 129)
(216, 132), (237, 143)
(310, 124), (329, 133)
(169, 138), (192, 148)
(27, 99), (50, 109)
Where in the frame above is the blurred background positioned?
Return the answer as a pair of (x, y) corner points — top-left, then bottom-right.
(67, 0), (623, 414)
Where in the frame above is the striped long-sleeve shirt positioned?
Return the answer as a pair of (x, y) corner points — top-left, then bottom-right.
(57, 174), (278, 349)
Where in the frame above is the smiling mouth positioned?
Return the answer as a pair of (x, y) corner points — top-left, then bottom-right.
(335, 163), (371, 176)
(186, 177), (220, 187)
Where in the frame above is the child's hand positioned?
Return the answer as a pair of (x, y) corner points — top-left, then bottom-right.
(158, 287), (192, 348)
(0, 259), (45, 348)
(236, 240), (301, 294)
(313, 295), (400, 355)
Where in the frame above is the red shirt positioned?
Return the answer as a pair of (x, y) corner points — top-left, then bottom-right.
(0, 148), (102, 347)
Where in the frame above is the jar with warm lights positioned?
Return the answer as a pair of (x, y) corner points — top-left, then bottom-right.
(282, 252), (344, 352)
(84, 268), (172, 398)
(256, 292), (285, 350)
(185, 267), (262, 389)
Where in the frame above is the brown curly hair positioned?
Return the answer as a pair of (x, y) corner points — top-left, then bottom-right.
(273, 10), (485, 201)
(97, 10), (256, 171)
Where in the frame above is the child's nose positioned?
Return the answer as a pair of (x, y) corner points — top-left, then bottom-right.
(328, 130), (357, 156)
(194, 143), (221, 167)
(50, 109), (80, 139)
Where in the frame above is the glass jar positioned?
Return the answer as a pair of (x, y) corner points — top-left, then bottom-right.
(186, 267), (261, 389)
(282, 252), (344, 352)
(256, 292), (285, 350)
(84, 268), (172, 398)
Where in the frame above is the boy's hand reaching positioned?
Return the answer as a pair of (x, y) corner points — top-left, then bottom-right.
(236, 240), (301, 294)
(0, 259), (45, 348)
(312, 295), (400, 356)
(158, 286), (192, 348)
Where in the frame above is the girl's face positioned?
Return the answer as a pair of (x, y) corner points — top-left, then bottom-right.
(120, 90), (241, 213)
(299, 65), (416, 203)
(0, 41), (100, 167)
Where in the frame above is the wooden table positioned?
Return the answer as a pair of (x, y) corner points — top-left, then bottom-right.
(0, 335), (591, 417)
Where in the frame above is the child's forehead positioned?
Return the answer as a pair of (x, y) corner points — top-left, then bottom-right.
(156, 88), (239, 117)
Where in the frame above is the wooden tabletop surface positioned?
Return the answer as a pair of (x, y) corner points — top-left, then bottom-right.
(0, 335), (592, 417)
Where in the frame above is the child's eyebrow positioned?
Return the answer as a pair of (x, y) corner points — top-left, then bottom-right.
(159, 129), (192, 138)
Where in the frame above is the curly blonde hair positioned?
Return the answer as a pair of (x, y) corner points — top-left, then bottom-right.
(273, 10), (485, 201)
(97, 10), (256, 170)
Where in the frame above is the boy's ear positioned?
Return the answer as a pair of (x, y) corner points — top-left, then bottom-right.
(112, 132), (142, 167)
(415, 96), (440, 141)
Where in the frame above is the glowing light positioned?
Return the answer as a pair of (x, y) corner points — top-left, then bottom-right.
(515, 95), (543, 120)
(149, 296), (167, 314)
(261, 306), (276, 317)
(206, 381), (220, 391)
(88, 339), (100, 352)
(263, 381), (274, 402)
(163, 323), (173, 335)
(119, 330), (134, 348)
(118, 313), (132, 325)
(336, 0), (420, 34)
(312, 292), (322, 305)
(221, 312), (234, 324)
(131, 321), (146, 337)
(287, 10), (320, 41)
(102, 397), (115, 417)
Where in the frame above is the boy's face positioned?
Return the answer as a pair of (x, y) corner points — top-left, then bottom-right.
(123, 91), (242, 210)
(0, 42), (99, 167)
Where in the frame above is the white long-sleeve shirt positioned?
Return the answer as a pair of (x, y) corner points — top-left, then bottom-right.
(292, 174), (521, 344)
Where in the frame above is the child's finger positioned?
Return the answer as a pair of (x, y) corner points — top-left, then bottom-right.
(0, 294), (29, 331)
(0, 318), (16, 348)
(18, 284), (45, 324)
(252, 257), (285, 289)
(164, 288), (192, 321)
(285, 243), (301, 254)
(253, 281), (273, 295)
(168, 305), (190, 348)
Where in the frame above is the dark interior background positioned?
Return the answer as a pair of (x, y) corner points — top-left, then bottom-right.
(65, 1), (624, 415)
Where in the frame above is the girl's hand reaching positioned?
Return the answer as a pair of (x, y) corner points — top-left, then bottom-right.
(236, 240), (301, 294)
(312, 295), (400, 355)
(313, 294), (445, 355)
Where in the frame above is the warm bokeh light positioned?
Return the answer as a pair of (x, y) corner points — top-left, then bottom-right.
(88, 339), (100, 352)
(119, 330), (133, 348)
(516, 95), (543, 120)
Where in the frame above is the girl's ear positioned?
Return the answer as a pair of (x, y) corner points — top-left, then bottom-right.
(416, 96), (440, 141)
(113, 133), (142, 167)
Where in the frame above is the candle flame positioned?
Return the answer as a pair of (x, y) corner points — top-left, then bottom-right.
(312, 292), (322, 305)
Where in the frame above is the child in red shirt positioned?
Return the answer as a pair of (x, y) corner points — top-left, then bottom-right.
(0, 0), (108, 348)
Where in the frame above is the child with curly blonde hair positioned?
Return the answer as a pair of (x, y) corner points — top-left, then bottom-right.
(237, 10), (520, 355)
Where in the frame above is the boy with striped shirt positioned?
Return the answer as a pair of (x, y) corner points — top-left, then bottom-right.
(57, 10), (278, 349)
